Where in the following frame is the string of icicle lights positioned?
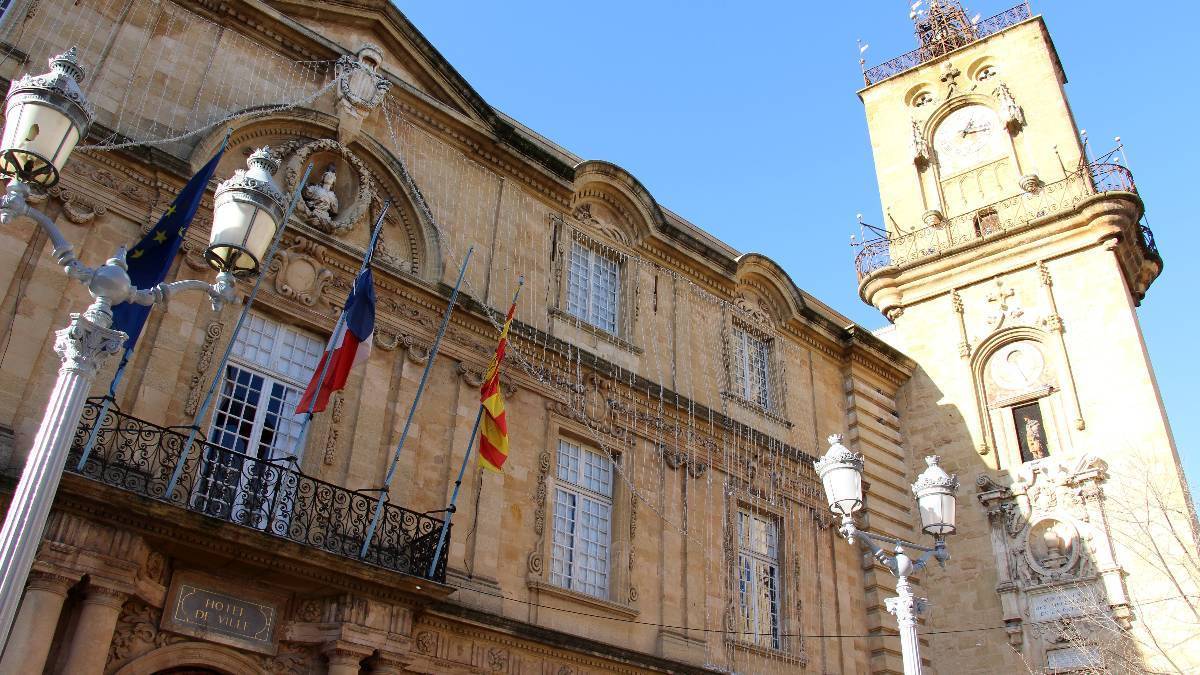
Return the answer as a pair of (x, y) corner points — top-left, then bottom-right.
(2, 1), (873, 671)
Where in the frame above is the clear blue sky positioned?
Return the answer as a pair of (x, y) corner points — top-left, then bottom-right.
(395, 1), (1199, 496)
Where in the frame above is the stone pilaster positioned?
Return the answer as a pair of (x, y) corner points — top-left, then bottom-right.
(0, 570), (78, 674)
(59, 581), (129, 674)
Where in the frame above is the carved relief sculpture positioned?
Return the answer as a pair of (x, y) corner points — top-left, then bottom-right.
(911, 119), (931, 166)
(994, 82), (1025, 131)
(976, 455), (1131, 667)
(334, 44), (391, 146)
(1024, 418), (1046, 460)
(283, 139), (374, 236)
(985, 278), (1024, 330)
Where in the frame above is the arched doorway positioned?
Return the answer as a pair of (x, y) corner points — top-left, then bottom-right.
(114, 642), (263, 675)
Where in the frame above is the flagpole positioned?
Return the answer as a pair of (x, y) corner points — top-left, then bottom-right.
(427, 277), (523, 578)
(77, 129), (235, 473)
(286, 202), (390, 465)
(359, 246), (474, 560)
(163, 163), (314, 500)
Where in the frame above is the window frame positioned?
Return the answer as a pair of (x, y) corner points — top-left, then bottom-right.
(565, 238), (621, 335)
(207, 312), (324, 463)
(731, 322), (774, 410)
(735, 508), (785, 651)
(549, 438), (615, 600)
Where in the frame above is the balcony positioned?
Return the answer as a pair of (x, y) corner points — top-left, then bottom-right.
(854, 162), (1159, 280)
(863, 3), (1033, 86)
(65, 398), (449, 582)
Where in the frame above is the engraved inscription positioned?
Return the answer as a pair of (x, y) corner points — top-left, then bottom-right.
(1028, 585), (1098, 622)
(172, 584), (277, 645)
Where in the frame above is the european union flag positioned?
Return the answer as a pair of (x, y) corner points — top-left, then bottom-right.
(111, 147), (225, 349)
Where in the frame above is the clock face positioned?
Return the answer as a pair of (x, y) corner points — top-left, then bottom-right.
(933, 105), (1007, 177)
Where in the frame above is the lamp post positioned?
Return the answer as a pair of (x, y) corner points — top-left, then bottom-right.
(0, 48), (289, 656)
(814, 434), (960, 675)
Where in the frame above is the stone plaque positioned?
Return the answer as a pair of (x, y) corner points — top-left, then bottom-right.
(1028, 585), (1098, 622)
(163, 570), (283, 655)
(1047, 645), (1100, 670)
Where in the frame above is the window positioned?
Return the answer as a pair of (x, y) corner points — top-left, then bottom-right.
(737, 510), (782, 650)
(196, 313), (322, 523)
(973, 208), (999, 237)
(1013, 401), (1051, 462)
(732, 324), (772, 409)
(567, 239), (619, 334)
(550, 440), (613, 599)
(209, 313), (323, 458)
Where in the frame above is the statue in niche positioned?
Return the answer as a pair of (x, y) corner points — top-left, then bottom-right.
(1012, 400), (1052, 463)
(1025, 418), (1047, 460)
(304, 164), (340, 227)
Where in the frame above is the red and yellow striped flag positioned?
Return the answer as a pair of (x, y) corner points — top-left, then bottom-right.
(478, 300), (516, 472)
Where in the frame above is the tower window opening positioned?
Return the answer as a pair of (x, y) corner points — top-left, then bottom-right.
(973, 208), (999, 237)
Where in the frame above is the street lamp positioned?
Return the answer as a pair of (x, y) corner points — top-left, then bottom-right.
(815, 435), (959, 675)
(0, 47), (91, 189)
(0, 48), (290, 658)
(205, 146), (287, 275)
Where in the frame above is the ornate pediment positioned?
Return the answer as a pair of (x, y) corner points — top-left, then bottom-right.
(269, 0), (490, 123)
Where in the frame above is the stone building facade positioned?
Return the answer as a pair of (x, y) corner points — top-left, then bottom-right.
(0, 1), (1192, 674)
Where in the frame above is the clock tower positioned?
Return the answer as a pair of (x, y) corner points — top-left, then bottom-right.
(855, 2), (1195, 673)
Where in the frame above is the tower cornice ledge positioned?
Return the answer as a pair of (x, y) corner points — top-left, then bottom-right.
(859, 191), (1157, 317)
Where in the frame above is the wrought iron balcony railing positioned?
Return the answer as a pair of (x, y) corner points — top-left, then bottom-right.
(66, 398), (449, 582)
(854, 162), (1157, 279)
(863, 3), (1033, 86)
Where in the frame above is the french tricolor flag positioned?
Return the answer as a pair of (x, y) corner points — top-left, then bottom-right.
(297, 268), (375, 414)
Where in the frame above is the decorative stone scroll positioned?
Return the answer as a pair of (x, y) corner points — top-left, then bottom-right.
(185, 322), (224, 416)
(323, 392), (344, 466)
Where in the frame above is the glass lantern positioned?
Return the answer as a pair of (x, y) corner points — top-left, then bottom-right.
(205, 147), (286, 276)
(912, 455), (959, 536)
(0, 47), (93, 189)
(814, 434), (865, 516)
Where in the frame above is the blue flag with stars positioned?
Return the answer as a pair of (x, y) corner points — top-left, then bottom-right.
(111, 147), (225, 349)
